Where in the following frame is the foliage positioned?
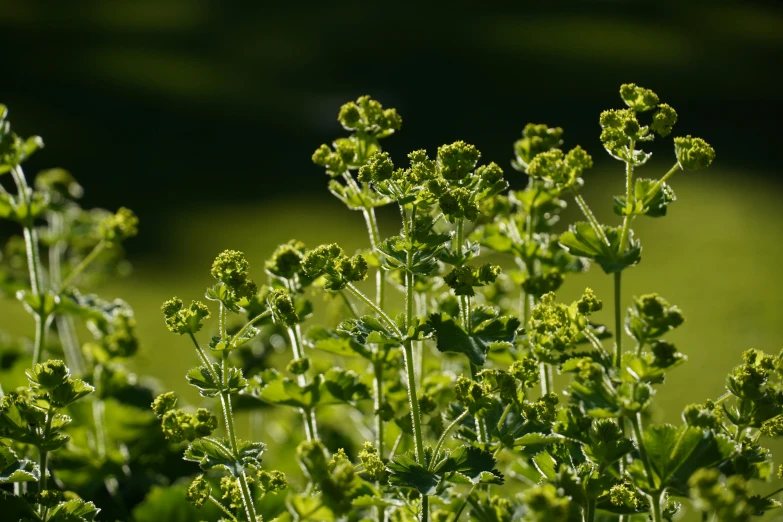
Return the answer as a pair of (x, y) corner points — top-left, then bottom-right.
(1, 85), (779, 522)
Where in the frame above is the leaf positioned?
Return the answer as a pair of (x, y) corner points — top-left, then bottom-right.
(252, 369), (320, 409)
(559, 222), (641, 274)
(613, 179), (676, 218)
(387, 451), (439, 495)
(47, 498), (100, 521)
(643, 424), (735, 494)
(428, 309), (519, 366)
(338, 315), (401, 346)
(306, 326), (371, 359)
(0, 443), (39, 484)
(49, 378), (95, 407)
(514, 432), (564, 448)
(319, 368), (371, 406)
(0, 490), (39, 520)
(437, 445), (504, 486)
(186, 364), (247, 397)
(184, 437), (264, 476)
(533, 451), (558, 480)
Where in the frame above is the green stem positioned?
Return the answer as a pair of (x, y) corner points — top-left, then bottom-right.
(427, 410), (470, 470)
(288, 325), (318, 441)
(374, 357), (385, 459)
(571, 189), (610, 247)
(646, 163), (681, 199)
(420, 495), (429, 522)
(629, 412), (655, 491)
(92, 364), (107, 458)
(613, 271), (623, 369)
(231, 310), (272, 347)
(210, 495), (239, 521)
(60, 240), (106, 289)
(431, 410), (470, 466)
(762, 485), (783, 500)
(584, 498), (596, 522)
(189, 333), (220, 383)
(404, 244), (426, 472)
(650, 491), (663, 522)
(346, 283), (402, 337)
(617, 145), (635, 252)
(32, 314), (52, 369)
(11, 166), (44, 297)
(469, 362), (488, 443)
(39, 403), (54, 518)
(455, 219), (463, 255)
(219, 378), (257, 521)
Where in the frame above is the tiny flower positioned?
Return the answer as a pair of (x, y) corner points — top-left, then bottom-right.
(674, 135), (715, 170)
(186, 474), (210, 508)
(99, 207), (138, 243)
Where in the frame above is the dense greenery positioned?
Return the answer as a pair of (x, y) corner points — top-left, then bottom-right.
(1, 86), (782, 522)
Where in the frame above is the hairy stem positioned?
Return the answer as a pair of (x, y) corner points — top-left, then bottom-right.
(39, 403), (54, 517)
(60, 240), (106, 289)
(571, 189), (610, 247)
(346, 283), (402, 337)
(373, 357), (385, 459)
(288, 324), (318, 441)
(613, 271), (623, 369)
(646, 163), (681, 201)
(629, 412), (656, 491)
(617, 144), (635, 251)
(431, 410), (470, 466)
(210, 495), (239, 521)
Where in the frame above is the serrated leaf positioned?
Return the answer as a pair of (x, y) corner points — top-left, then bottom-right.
(387, 451), (439, 495)
(428, 309), (519, 366)
(306, 326), (371, 359)
(514, 432), (564, 447)
(186, 364), (247, 397)
(47, 498), (100, 521)
(252, 370), (321, 409)
(184, 437), (264, 476)
(319, 368), (371, 406)
(643, 424), (735, 494)
(0, 443), (39, 484)
(338, 315), (401, 346)
(559, 222), (641, 274)
(533, 451), (557, 480)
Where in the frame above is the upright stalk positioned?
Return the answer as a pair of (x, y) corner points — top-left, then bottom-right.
(218, 304), (257, 522)
(287, 324), (318, 442)
(629, 411), (662, 522)
(11, 165), (49, 367)
(571, 189), (610, 247)
(613, 271), (623, 369)
(405, 244), (427, 522)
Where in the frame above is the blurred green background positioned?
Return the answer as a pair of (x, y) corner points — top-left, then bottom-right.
(1, 0), (783, 514)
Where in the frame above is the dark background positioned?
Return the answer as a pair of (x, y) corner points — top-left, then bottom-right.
(1, 1), (782, 256)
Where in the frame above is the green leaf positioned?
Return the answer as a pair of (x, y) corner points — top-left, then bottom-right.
(186, 364), (247, 397)
(387, 451), (439, 495)
(514, 432), (564, 448)
(252, 369), (321, 409)
(613, 179), (675, 218)
(47, 498), (100, 522)
(338, 315), (401, 346)
(319, 368), (371, 406)
(0, 443), (39, 484)
(428, 309), (519, 366)
(559, 222), (641, 274)
(0, 490), (38, 520)
(49, 378), (95, 407)
(436, 445), (503, 486)
(132, 484), (223, 522)
(306, 326), (371, 359)
(643, 424), (735, 493)
(533, 451), (558, 480)
(184, 437), (264, 476)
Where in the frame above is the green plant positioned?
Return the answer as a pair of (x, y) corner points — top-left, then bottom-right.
(0, 105), (187, 520)
(2, 86), (782, 522)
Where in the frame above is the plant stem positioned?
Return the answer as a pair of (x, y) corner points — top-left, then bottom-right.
(231, 310), (272, 347)
(613, 271), (623, 369)
(288, 324), (318, 441)
(432, 410), (470, 466)
(346, 283), (402, 337)
(584, 498), (596, 522)
(571, 189), (610, 247)
(210, 495), (239, 521)
(650, 491), (664, 522)
(646, 163), (681, 199)
(60, 240), (106, 289)
(220, 357), (257, 522)
(373, 357), (385, 459)
(92, 364), (108, 458)
(617, 145), (635, 251)
(11, 166), (44, 296)
(39, 403), (54, 518)
(629, 411), (656, 491)
(11, 165), (50, 367)
(469, 362), (488, 443)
